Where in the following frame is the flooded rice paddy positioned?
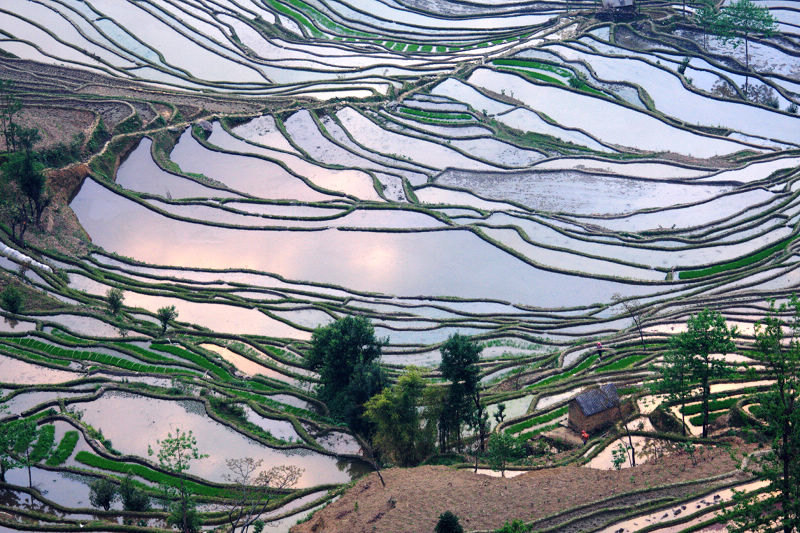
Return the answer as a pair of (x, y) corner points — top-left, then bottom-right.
(2, 0), (800, 530)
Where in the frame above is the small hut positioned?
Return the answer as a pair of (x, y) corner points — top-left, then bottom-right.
(568, 383), (621, 434)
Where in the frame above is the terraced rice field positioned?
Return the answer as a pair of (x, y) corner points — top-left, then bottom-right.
(1, 0), (800, 531)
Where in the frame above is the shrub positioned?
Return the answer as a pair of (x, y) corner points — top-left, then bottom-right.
(1, 285), (22, 313)
(496, 520), (531, 533)
(435, 511), (464, 533)
(788, 102), (798, 114)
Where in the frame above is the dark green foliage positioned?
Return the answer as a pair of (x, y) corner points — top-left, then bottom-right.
(119, 473), (151, 512)
(38, 133), (85, 168)
(435, 511), (464, 533)
(86, 118), (110, 153)
(1, 285), (22, 313)
(113, 114), (143, 135)
(307, 316), (386, 434)
(89, 478), (118, 511)
(107, 287), (124, 316)
(46, 430), (79, 466)
(496, 519), (532, 533)
(438, 334), (481, 450)
(364, 369), (435, 466)
(157, 305), (178, 336)
(487, 432), (522, 477)
(669, 309), (736, 437)
(30, 424), (55, 463)
(725, 298), (800, 533)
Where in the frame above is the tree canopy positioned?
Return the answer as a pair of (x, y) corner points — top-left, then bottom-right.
(363, 368), (435, 466)
(307, 316), (386, 434)
(438, 334), (482, 450)
(669, 309), (736, 437)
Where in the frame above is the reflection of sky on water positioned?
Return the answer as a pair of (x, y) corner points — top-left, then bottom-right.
(71, 179), (657, 309)
(78, 391), (361, 487)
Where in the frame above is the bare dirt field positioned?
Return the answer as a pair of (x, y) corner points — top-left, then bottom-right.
(292, 444), (750, 533)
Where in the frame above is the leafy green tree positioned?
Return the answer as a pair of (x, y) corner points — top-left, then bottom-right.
(714, 0), (777, 91)
(487, 432), (521, 477)
(148, 428), (207, 533)
(438, 334), (481, 450)
(725, 298), (800, 533)
(119, 472), (150, 512)
(695, 3), (718, 49)
(1, 285), (22, 314)
(496, 519), (531, 533)
(12, 419), (38, 490)
(89, 478), (118, 511)
(653, 347), (692, 435)
(435, 511), (464, 533)
(2, 146), (50, 226)
(307, 316), (385, 434)
(364, 369), (435, 466)
(670, 309), (736, 437)
(157, 305), (178, 336)
(0, 412), (20, 482)
(107, 288), (124, 316)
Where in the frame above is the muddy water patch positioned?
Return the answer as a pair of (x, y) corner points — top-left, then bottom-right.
(0, 354), (80, 385)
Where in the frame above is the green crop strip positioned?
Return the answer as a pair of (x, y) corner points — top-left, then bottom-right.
(6, 338), (196, 376)
(680, 396), (742, 416)
(398, 107), (472, 121)
(689, 411), (725, 426)
(497, 66), (566, 86)
(594, 354), (648, 372)
(514, 421), (561, 442)
(46, 430), (79, 466)
(30, 424), (55, 463)
(0, 343), (72, 368)
(528, 355), (599, 390)
(263, 0), (324, 38)
(75, 452), (235, 499)
(679, 234), (796, 279)
(151, 343), (234, 382)
(493, 59), (571, 77)
(505, 406), (569, 434)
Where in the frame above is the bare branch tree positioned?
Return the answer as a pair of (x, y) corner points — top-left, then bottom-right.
(612, 294), (647, 350)
(223, 458), (303, 533)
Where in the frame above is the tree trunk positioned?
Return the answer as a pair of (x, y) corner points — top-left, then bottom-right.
(701, 375), (710, 438)
(744, 34), (750, 94)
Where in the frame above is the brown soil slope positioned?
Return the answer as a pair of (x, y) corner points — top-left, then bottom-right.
(292, 447), (745, 533)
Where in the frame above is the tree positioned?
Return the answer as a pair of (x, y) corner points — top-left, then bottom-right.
(1, 285), (22, 314)
(89, 478), (118, 511)
(714, 0), (777, 92)
(487, 432), (521, 477)
(670, 309), (736, 438)
(107, 288), (125, 316)
(148, 428), (208, 533)
(725, 298), (800, 533)
(435, 511), (464, 533)
(438, 334), (481, 451)
(307, 316), (385, 434)
(0, 417), (20, 483)
(119, 472), (150, 512)
(695, 3), (718, 50)
(613, 294), (646, 350)
(157, 305), (178, 336)
(2, 145), (51, 226)
(12, 419), (38, 491)
(363, 369), (435, 467)
(223, 458), (303, 533)
(654, 348), (692, 435)
(0, 79), (21, 153)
